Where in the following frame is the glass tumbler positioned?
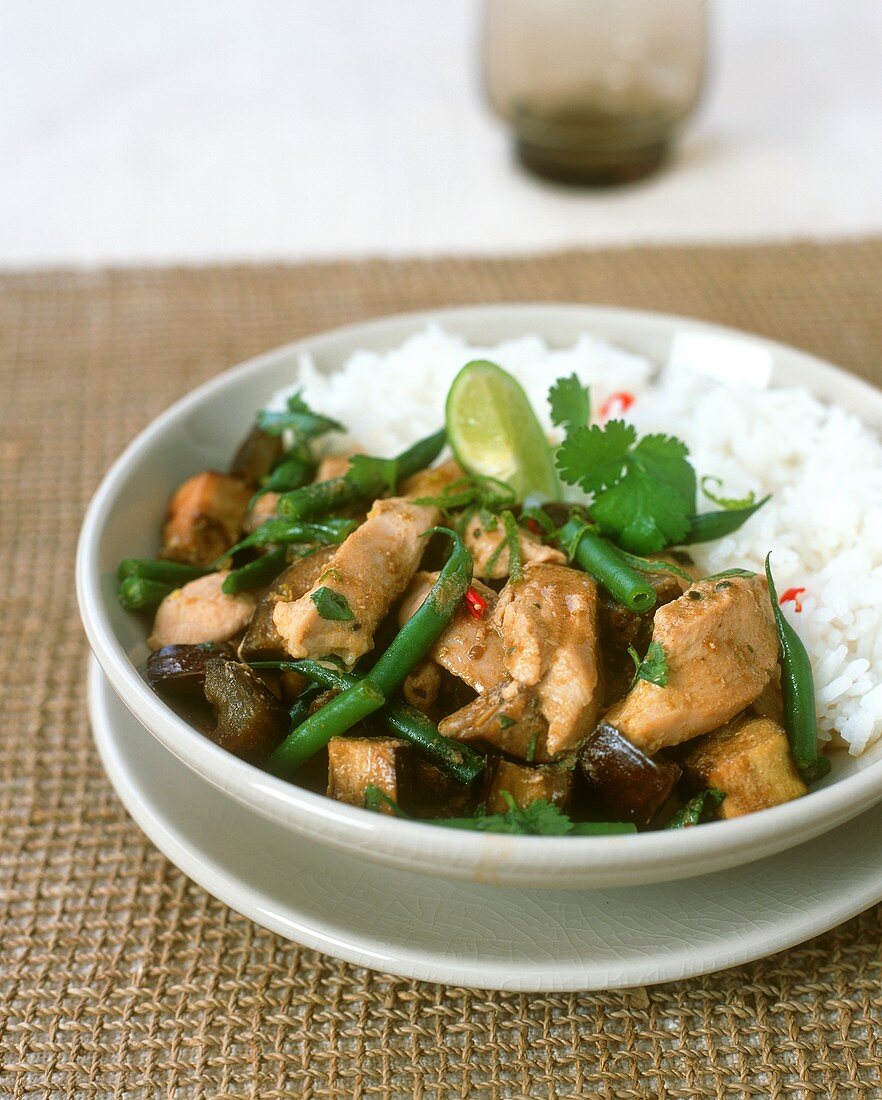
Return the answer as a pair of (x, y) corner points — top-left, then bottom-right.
(483, 0), (708, 185)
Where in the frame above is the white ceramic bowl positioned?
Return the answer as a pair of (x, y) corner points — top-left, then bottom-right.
(77, 304), (882, 890)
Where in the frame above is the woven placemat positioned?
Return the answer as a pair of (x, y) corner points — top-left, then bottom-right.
(3, 241), (882, 1099)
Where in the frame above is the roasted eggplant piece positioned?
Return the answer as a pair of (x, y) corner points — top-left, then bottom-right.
(203, 658), (290, 757)
(146, 643), (235, 699)
(326, 736), (411, 813)
(681, 715), (807, 818)
(578, 722), (681, 826)
(230, 424), (283, 484)
(486, 758), (572, 814)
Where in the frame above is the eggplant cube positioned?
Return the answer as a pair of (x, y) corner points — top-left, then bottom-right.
(486, 759), (572, 814)
(327, 737), (411, 813)
(682, 715), (807, 819)
(578, 723), (681, 826)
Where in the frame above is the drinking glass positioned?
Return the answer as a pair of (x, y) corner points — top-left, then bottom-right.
(483, 0), (708, 185)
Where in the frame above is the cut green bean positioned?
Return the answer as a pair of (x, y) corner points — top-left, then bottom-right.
(764, 553), (830, 784)
(560, 519), (657, 613)
(221, 547), (287, 594)
(683, 496), (770, 544)
(117, 576), (174, 612)
(253, 659), (485, 784)
(117, 558), (206, 584)
(278, 428), (446, 522)
(267, 528), (472, 773)
(269, 680), (386, 773)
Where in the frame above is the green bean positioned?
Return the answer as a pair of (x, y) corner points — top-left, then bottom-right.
(219, 517), (357, 563)
(117, 576), (174, 612)
(221, 547), (287, 594)
(268, 528), (472, 773)
(253, 659), (485, 784)
(117, 558), (206, 584)
(278, 428), (446, 522)
(560, 519), (657, 613)
(683, 496), (770, 544)
(269, 680), (386, 772)
(764, 553), (830, 784)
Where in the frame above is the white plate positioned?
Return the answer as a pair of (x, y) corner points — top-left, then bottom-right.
(90, 658), (882, 992)
(77, 303), (882, 890)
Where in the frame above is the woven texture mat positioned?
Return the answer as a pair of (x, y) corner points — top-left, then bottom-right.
(3, 241), (882, 1099)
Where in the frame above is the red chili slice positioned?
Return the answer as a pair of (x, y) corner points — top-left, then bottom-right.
(464, 586), (488, 620)
(599, 391), (635, 420)
(780, 586), (806, 613)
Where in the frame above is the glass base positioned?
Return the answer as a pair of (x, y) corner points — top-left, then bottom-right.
(514, 134), (670, 186)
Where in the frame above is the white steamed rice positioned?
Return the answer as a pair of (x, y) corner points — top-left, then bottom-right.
(268, 325), (882, 757)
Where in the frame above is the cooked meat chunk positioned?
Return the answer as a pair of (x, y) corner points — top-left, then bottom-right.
(203, 658), (289, 757)
(398, 572), (504, 694)
(272, 462), (460, 667)
(243, 491), (280, 534)
(439, 679), (553, 761)
(402, 659), (441, 712)
(463, 513), (565, 580)
(578, 723), (681, 826)
(486, 759), (572, 814)
(327, 737), (410, 813)
(682, 715), (808, 818)
(161, 471), (251, 566)
(239, 547), (336, 661)
(314, 451), (358, 482)
(399, 458), (463, 498)
(603, 574), (779, 756)
(495, 562), (603, 757)
(750, 670), (784, 724)
(148, 572), (256, 651)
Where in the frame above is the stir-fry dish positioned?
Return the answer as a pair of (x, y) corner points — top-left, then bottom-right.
(119, 360), (831, 834)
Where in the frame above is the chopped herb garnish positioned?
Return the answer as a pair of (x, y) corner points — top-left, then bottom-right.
(632, 640), (669, 688)
(310, 586), (355, 622)
(258, 390), (344, 442)
(414, 474), (516, 515)
(548, 373), (591, 439)
(525, 732), (539, 762)
(704, 568), (756, 580)
(700, 476), (757, 511)
(613, 547), (694, 584)
(665, 789), (726, 829)
(556, 421), (696, 554)
(500, 509), (523, 581)
(364, 785), (406, 816)
(498, 714), (516, 730)
(687, 590), (703, 600)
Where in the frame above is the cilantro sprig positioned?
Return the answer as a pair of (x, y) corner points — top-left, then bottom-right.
(556, 419), (697, 554)
(258, 390), (344, 444)
(548, 373), (591, 439)
(362, 787), (635, 835)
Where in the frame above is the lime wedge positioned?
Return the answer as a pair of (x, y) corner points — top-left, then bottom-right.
(445, 360), (558, 501)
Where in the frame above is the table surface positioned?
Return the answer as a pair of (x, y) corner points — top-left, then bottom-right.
(3, 0), (882, 268)
(2, 241), (882, 1098)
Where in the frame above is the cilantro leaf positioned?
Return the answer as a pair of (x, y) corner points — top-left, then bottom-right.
(344, 454), (399, 496)
(258, 390), (344, 442)
(437, 794), (636, 836)
(557, 423), (696, 554)
(310, 586), (355, 622)
(556, 420), (635, 494)
(632, 640), (668, 688)
(548, 374), (591, 438)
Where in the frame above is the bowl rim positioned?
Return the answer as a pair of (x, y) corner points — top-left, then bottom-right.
(76, 301), (882, 874)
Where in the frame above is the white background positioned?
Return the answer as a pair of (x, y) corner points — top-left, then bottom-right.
(2, 0), (881, 267)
